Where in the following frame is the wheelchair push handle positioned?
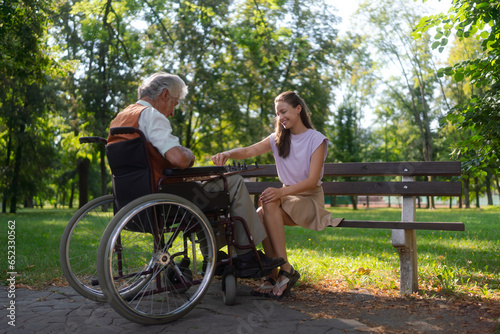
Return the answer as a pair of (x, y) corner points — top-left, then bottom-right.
(79, 136), (107, 144)
(79, 127), (147, 145)
(109, 127), (144, 136)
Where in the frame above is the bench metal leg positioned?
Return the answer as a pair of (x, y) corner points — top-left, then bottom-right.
(392, 176), (418, 295)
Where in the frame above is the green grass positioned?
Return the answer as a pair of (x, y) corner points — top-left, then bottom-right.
(286, 206), (499, 299)
(1, 209), (75, 287)
(1, 206), (499, 301)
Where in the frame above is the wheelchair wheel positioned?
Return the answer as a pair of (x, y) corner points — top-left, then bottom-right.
(59, 195), (114, 302)
(97, 193), (216, 325)
(222, 273), (236, 306)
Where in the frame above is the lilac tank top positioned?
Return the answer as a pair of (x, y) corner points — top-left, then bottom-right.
(269, 129), (328, 186)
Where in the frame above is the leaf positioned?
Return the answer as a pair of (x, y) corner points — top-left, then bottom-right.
(476, 3), (489, 9)
(454, 71), (465, 82)
(486, 40), (495, 51)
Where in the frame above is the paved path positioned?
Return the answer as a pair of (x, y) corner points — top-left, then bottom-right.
(2, 282), (373, 334)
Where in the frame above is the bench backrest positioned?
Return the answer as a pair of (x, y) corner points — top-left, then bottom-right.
(242, 161), (462, 197)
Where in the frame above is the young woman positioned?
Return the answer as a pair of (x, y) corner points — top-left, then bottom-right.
(211, 91), (343, 299)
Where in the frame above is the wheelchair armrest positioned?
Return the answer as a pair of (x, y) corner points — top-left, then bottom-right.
(79, 136), (107, 144)
(163, 166), (227, 177)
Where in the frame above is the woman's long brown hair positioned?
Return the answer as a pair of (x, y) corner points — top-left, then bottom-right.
(274, 91), (314, 158)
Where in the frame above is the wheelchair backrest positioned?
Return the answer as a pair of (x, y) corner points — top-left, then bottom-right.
(106, 127), (155, 212)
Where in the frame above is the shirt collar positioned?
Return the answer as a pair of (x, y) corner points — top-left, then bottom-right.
(137, 100), (153, 108)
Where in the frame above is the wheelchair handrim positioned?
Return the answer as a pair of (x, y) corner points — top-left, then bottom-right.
(103, 194), (216, 321)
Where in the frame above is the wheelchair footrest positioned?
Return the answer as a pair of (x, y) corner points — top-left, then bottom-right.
(235, 267), (275, 279)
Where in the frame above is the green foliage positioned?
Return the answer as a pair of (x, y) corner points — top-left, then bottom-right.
(2, 0), (498, 208)
(330, 104), (363, 163)
(1, 0), (347, 208)
(0, 0), (61, 213)
(355, 0), (443, 163)
(413, 0), (500, 174)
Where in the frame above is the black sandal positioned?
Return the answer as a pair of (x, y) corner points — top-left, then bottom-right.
(271, 267), (300, 300)
(250, 277), (276, 297)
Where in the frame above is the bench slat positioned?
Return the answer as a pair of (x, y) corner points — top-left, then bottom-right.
(323, 162), (461, 177)
(245, 182), (282, 193)
(242, 162), (461, 178)
(322, 181), (463, 196)
(245, 181), (462, 196)
(335, 220), (465, 231)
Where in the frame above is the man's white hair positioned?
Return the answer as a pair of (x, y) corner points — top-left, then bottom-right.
(138, 72), (188, 100)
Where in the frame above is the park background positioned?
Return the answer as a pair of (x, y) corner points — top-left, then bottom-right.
(1, 0), (499, 212)
(1, 0), (499, 327)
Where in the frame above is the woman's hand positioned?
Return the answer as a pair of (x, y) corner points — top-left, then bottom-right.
(260, 187), (283, 204)
(211, 152), (230, 166)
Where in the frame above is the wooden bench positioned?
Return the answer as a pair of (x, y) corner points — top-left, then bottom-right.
(241, 161), (464, 295)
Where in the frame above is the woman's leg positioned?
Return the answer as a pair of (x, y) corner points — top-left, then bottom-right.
(252, 206), (279, 295)
(261, 200), (298, 297)
(261, 200), (288, 264)
(257, 207), (276, 257)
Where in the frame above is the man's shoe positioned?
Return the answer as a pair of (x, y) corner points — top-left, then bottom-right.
(236, 251), (286, 278)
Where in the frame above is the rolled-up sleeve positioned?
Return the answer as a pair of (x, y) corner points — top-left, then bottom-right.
(138, 107), (181, 157)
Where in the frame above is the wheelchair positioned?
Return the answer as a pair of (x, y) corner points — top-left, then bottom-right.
(60, 127), (271, 325)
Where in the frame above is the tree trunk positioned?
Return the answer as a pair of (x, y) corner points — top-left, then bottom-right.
(9, 124), (25, 214)
(485, 172), (493, 206)
(69, 182), (75, 209)
(61, 189), (66, 208)
(464, 178), (470, 209)
(2, 129), (13, 213)
(474, 177), (480, 208)
(24, 196), (34, 208)
(329, 195), (337, 207)
(350, 196), (358, 210)
(495, 175), (500, 205)
(77, 157), (90, 208)
(1, 194), (7, 213)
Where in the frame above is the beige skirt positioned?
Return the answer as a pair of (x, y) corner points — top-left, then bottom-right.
(280, 186), (344, 231)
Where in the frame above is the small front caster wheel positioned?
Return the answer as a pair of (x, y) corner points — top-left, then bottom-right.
(223, 273), (236, 305)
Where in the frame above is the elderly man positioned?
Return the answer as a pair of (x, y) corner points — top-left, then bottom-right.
(107, 72), (283, 277)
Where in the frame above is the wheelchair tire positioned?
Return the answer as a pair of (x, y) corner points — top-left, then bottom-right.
(59, 195), (114, 302)
(97, 193), (216, 325)
(222, 273), (237, 306)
